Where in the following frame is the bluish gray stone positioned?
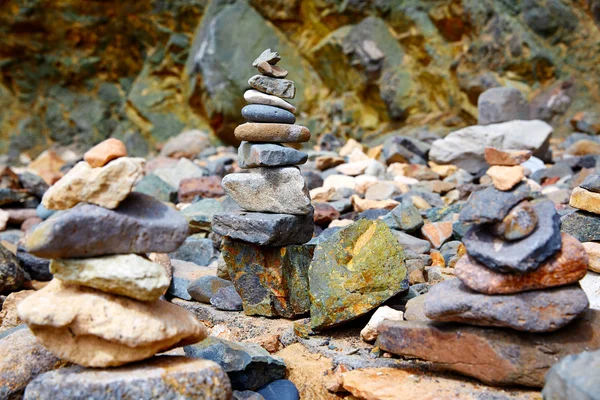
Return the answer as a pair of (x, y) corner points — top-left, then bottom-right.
(382, 203), (423, 232)
(242, 105), (295, 124)
(35, 204), (55, 220)
(134, 173), (177, 203)
(16, 244), (51, 281)
(169, 234), (218, 266)
(210, 286), (243, 311)
(542, 349), (600, 400)
(238, 142), (307, 168)
(477, 87), (529, 125)
(580, 174), (600, 193)
(257, 380), (299, 400)
(182, 198), (227, 234)
(212, 211), (313, 246)
(561, 210), (600, 242)
(184, 337), (286, 391)
(187, 275), (233, 303)
(459, 182), (534, 224)
(19, 172), (49, 198)
(391, 231), (431, 254)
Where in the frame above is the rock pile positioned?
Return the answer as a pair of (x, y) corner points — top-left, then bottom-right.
(17, 139), (210, 368)
(213, 49), (314, 318)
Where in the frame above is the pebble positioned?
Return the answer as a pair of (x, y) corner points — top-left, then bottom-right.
(455, 234), (588, 294)
(313, 202), (340, 226)
(583, 242), (600, 273)
(184, 337), (286, 390)
(484, 146), (532, 166)
(25, 193), (189, 259)
(159, 129), (210, 159)
(50, 254), (170, 301)
(392, 230), (432, 254)
(242, 104), (296, 124)
(134, 173), (178, 203)
(235, 123), (310, 143)
(350, 195), (398, 212)
(490, 200), (538, 241)
(17, 280), (208, 367)
(168, 260), (217, 301)
(187, 275), (234, 304)
(222, 167), (312, 215)
(83, 138), (127, 168)
(381, 203), (423, 232)
(360, 306), (404, 343)
(244, 90), (296, 113)
(257, 380), (299, 400)
(16, 244), (51, 281)
(19, 171), (49, 198)
(248, 75), (295, 98)
(420, 221), (453, 249)
(168, 234), (218, 266)
(569, 186), (600, 214)
(542, 350), (600, 400)
(561, 210), (600, 242)
(23, 357), (231, 400)
(425, 279), (589, 332)
(238, 142), (307, 168)
(486, 165), (524, 191)
(153, 157), (207, 189)
(477, 87), (529, 125)
(210, 286), (244, 311)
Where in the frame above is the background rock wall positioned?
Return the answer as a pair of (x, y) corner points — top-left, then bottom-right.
(1, 0), (599, 160)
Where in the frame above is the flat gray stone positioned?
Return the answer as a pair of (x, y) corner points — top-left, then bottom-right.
(382, 203), (423, 232)
(169, 234), (218, 266)
(212, 211), (314, 246)
(543, 349), (600, 400)
(210, 286), (243, 311)
(25, 193), (189, 259)
(248, 75), (295, 99)
(23, 356), (231, 400)
(459, 182), (534, 224)
(242, 105), (295, 124)
(580, 174), (600, 193)
(391, 231), (431, 254)
(425, 279), (589, 332)
(477, 87), (529, 125)
(187, 275), (233, 304)
(561, 210), (600, 242)
(464, 200), (562, 273)
(252, 49), (280, 67)
(168, 260), (218, 301)
(238, 142), (307, 168)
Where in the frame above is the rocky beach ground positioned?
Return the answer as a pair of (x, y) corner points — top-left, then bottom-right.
(0, 49), (599, 400)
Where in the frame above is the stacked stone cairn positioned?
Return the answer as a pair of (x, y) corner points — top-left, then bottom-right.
(213, 49), (314, 318)
(15, 139), (212, 369)
(424, 146), (590, 332)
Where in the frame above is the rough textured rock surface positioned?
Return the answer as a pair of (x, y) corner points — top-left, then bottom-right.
(17, 280), (208, 367)
(459, 182), (533, 224)
(542, 350), (600, 400)
(42, 158), (144, 210)
(0, 244), (24, 293)
(377, 309), (600, 388)
(561, 210), (600, 242)
(490, 200), (538, 241)
(477, 87), (529, 125)
(424, 279), (589, 332)
(234, 123), (310, 143)
(212, 211), (313, 246)
(455, 234), (588, 294)
(309, 219), (407, 330)
(463, 200), (562, 273)
(50, 255), (170, 301)
(25, 192), (189, 258)
(244, 90), (295, 113)
(238, 142), (307, 168)
(570, 187), (600, 214)
(23, 356), (231, 400)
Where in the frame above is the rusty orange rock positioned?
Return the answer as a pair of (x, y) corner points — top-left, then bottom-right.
(420, 221), (453, 249)
(178, 176), (225, 202)
(84, 138), (127, 168)
(484, 147), (532, 166)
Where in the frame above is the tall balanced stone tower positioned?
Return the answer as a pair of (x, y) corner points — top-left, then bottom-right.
(213, 49), (314, 318)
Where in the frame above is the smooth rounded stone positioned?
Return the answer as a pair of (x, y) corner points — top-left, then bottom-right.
(570, 187), (600, 214)
(458, 182), (533, 223)
(248, 75), (295, 99)
(0, 326), (69, 400)
(0, 189), (29, 207)
(490, 200), (537, 241)
(392, 230), (431, 254)
(425, 279), (589, 332)
(364, 181), (397, 201)
(543, 350), (600, 400)
(360, 306), (404, 343)
(439, 240), (465, 267)
(23, 356), (232, 400)
(244, 90), (296, 113)
(6, 208), (37, 225)
(168, 260), (217, 301)
(159, 129), (211, 159)
(580, 173), (600, 193)
(313, 202), (340, 226)
(25, 192), (188, 259)
(35, 203), (54, 220)
(42, 157), (145, 210)
(152, 158), (207, 189)
(257, 380), (299, 400)
(484, 146), (532, 166)
(302, 170), (323, 190)
(83, 138), (127, 168)
(309, 219), (408, 330)
(234, 390), (265, 400)
(252, 48), (281, 67)
(184, 337), (286, 391)
(187, 275), (233, 304)
(464, 200), (562, 273)
(17, 280), (208, 367)
(213, 211), (314, 246)
(16, 244), (51, 281)
(561, 210), (600, 242)
(222, 167), (312, 215)
(235, 123), (310, 143)
(210, 286), (243, 311)
(0, 244), (24, 293)
(455, 234), (588, 294)
(242, 105), (296, 124)
(238, 142), (307, 168)
(477, 87), (529, 125)
(581, 272), (600, 310)
(50, 255), (170, 302)
(583, 242), (600, 273)
(19, 172), (49, 198)
(377, 309), (600, 388)
(168, 234), (218, 266)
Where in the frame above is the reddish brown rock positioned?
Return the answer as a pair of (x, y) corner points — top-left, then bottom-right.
(178, 176), (225, 202)
(234, 123), (310, 143)
(484, 147), (532, 166)
(21, 217), (42, 232)
(420, 221), (453, 249)
(256, 61), (288, 78)
(313, 203), (340, 227)
(315, 156), (345, 171)
(6, 209), (37, 225)
(455, 233), (588, 294)
(84, 138), (127, 168)
(377, 309), (600, 388)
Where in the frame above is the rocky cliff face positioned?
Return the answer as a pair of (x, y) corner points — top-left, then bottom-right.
(1, 0), (599, 160)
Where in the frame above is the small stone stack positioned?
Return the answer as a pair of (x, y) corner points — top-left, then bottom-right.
(423, 146), (590, 333)
(16, 139), (209, 368)
(213, 49), (314, 318)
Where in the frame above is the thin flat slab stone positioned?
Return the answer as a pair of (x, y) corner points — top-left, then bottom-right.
(235, 123), (310, 143)
(579, 174), (600, 193)
(376, 309), (600, 388)
(257, 61), (288, 78)
(25, 192), (189, 259)
(238, 142), (307, 168)
(241, 104), (295, 124)
(455, 233), (588, 294)
(561, 210), (600, 242)
(244, 89), (296, 113)
(252, 48), (281, 67)
(212, 211), (313, 246)
(459, 182), (534, 223)
(222, 167), (312, 215)
(463, 200), (562, 272)
(248, 75), (295, 99)
(424, 279), (589, 332)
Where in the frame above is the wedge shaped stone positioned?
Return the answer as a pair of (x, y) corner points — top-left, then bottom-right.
(238, 142), (307, 168)
(248, 75), (295, 98)
(244, 89), (296, 113)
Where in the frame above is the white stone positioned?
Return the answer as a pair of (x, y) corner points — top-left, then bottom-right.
(581, 272), (600, 310)
(244, 89), (296, 113)
(360, 306), (404, 342)
(323, 174), (356, 191)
